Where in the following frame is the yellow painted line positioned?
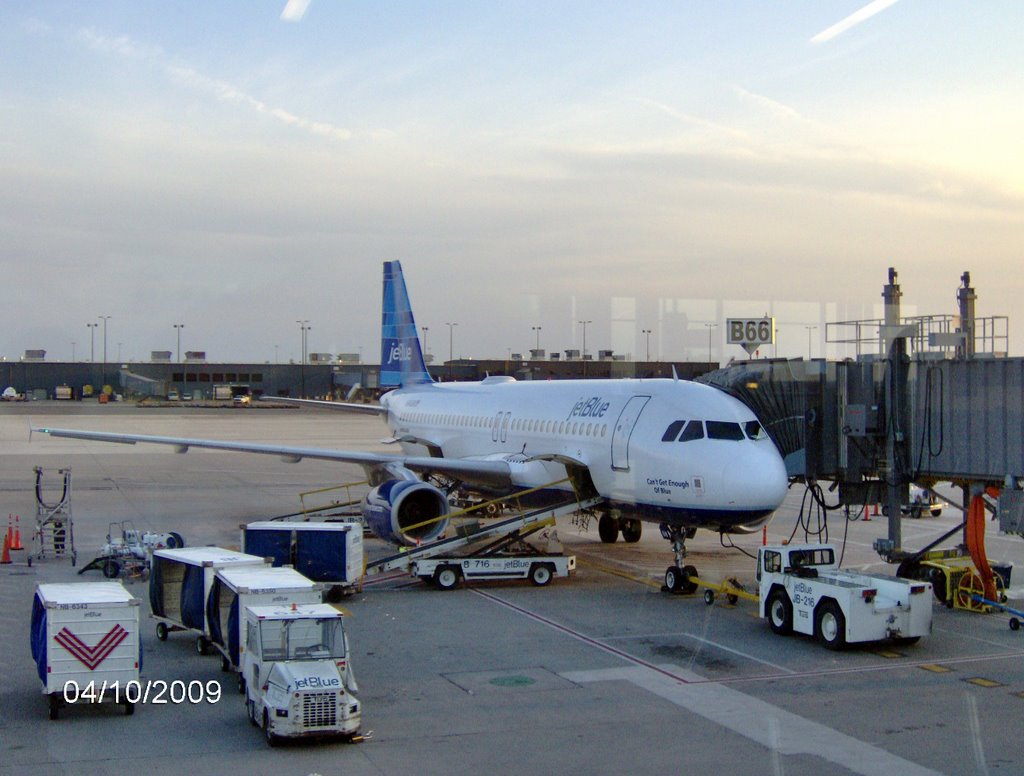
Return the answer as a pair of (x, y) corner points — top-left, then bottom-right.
(919, 664), (954, 674)
(575, 557), (663, 589)
(964, 677), (1003, 688)
(873, 650), (903, 659)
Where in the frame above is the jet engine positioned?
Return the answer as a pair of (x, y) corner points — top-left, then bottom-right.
(362, 478), (450, 546)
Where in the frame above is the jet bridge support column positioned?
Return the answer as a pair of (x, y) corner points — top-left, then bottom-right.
(875, 268), (910, 561)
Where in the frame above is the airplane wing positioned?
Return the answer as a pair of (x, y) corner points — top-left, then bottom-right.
(31, 427), (512, 489)
(256, 396), (386, 415)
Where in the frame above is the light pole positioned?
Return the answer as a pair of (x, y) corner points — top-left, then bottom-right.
(173, 323), (185, 362)
(86, 323), (98, 362)
(71, 341), (76, 362)
(578, 320), (591, 376)
(296, 320), (311, 397)
(805, 325), (817, 359)
(642, 329), (652, 361)
(98, 315), (111, 388)
(445, 322), (458, 381)
(422, 326), (429, 359)
(704, 322), (718, 365)
(532, 326), (542, 355)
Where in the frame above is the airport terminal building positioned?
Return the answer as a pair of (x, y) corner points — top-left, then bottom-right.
(2, 353), (715, 402)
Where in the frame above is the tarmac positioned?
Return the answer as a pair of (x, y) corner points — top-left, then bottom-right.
(1, 402), (1023, 776)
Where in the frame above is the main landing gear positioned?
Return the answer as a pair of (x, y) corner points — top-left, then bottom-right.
(597, 514), (642, 544)
(661, 524), (698, 594)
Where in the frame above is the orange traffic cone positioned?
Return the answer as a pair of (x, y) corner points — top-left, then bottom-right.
(863, 504), (871, 522)
(11, 515), (23, 551)
(1, 534), (11, 565)
(4, 515), (11, 549)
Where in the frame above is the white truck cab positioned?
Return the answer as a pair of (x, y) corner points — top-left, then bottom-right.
(241, 603), (360, 745)
(757, 543), (933, 649)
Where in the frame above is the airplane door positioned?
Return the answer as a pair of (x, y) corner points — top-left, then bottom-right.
(500, 412), (511, 444)
(611, 395), (650, 471)
(491, 412), (503, 443)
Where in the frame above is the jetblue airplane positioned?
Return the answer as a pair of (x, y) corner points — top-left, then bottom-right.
(35, 261), (788, 590)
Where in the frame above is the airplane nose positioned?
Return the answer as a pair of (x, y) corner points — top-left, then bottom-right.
(720, 446), (788, 510)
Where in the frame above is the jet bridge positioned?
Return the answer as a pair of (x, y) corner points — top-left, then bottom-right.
(699, 268), (1022, 568)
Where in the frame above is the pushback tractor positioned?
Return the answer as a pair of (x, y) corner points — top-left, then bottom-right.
(758, 544), (933, 649)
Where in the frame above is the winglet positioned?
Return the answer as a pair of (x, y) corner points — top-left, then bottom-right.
(380, 261), (432, 387)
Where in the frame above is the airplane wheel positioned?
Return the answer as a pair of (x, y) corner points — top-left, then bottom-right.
(816, 600), (846, 650)
(664, 566), (683, 593)
(680, 565), (699, 594)
(620, 519), (642, 543)
(598, 515), (619, 543)
(767, 588), (793, 635)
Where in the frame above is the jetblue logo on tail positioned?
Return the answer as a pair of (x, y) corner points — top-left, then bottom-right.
(385, 340), (414, 367)
(380, 261), (432, 386)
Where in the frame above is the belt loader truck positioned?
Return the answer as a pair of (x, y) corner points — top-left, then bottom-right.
(242, 603), (360, 746)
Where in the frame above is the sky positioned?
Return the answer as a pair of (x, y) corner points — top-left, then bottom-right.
(2, 1), (1023, 366)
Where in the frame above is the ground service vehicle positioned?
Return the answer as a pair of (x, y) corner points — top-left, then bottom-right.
(242, 603), (360, 746)
(758, 544), (933, 649)
(31, 582), (141, 719)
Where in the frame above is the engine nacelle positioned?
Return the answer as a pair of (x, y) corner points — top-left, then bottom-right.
(362, 479), (450, 546)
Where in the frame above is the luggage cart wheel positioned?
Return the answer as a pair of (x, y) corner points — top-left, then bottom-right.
(703, 589), (715, 606)
(1010, 618), (1020, 631)
(156, 622), (168, 641)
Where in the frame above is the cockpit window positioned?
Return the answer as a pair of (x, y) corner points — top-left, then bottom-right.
(661, 420), (686, 442)
(678, 420), (704, 442)
(706, 421), (744, 441)
(744, 420), (768, 440)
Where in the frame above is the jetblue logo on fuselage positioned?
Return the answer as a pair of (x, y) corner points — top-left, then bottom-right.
(566, 396), (611, 422)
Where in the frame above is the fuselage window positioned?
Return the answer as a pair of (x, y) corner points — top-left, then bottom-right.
(661, 420), (686, 442)
(559, 422), (565, 435)
(706, 421), (745, 441)
(601, 424), (607, 437)
(678, 421), (704, 442)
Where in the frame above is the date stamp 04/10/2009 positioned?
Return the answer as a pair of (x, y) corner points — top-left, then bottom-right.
(61, 679), (222, 705)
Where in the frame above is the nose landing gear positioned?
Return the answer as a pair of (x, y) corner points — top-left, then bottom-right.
(661, 523), (698, 594)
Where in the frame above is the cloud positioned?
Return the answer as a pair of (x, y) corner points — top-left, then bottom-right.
(80, 27), (352, 141)
(280, 0), (311, 22)
(810, 0), (900, 44)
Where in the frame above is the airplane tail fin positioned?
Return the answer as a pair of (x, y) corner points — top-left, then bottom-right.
(381, 261), (433, 387)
